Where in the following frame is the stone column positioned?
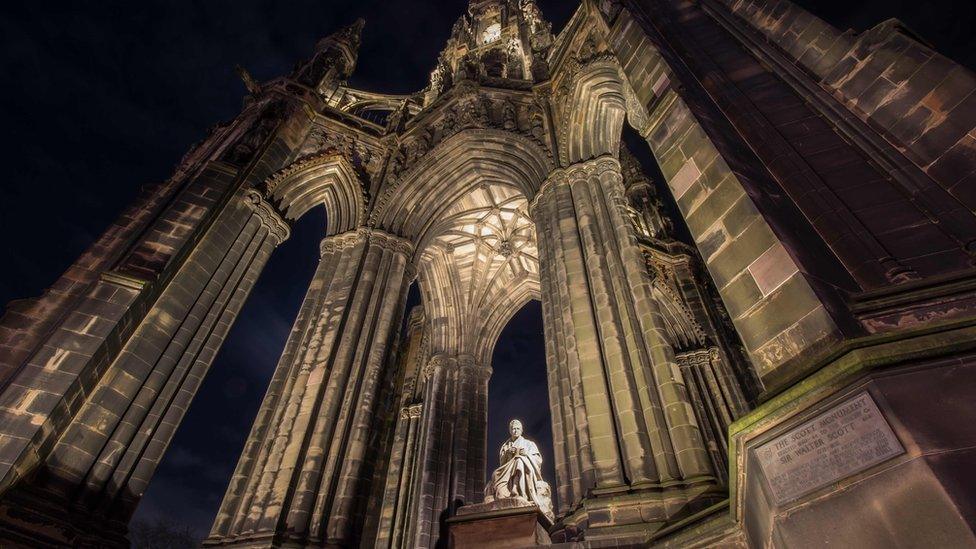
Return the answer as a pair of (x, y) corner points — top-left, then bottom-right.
(0, 188), (289, 545)
(368, 308), (426, 549)
(206, 228), (413, 547)
(402, 354), (490, 549)
(531, 155), (717, 533)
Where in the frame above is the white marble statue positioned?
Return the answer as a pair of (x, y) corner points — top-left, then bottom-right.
(484, 419), (555, 522)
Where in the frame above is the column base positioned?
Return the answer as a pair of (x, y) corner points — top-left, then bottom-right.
(551, 479), (726, 545)
(0, 486), (128, 548)
(729, 322), (976, 548)
(448, 498), (552, 548)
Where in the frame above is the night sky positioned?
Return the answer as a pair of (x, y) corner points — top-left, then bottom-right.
(1, 0), (973, 541)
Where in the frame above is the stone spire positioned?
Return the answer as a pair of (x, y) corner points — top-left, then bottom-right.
(292, 18), (365, 99)
(423, 0), (553, 105)
(620, 143), (673, 239)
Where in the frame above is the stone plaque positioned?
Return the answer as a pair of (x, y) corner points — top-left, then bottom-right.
(754, 391), (904, 505)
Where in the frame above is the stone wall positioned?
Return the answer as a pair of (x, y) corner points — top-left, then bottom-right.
(723, 0), (976, 215)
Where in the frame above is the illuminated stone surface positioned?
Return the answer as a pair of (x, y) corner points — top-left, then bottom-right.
(0, 0), (974, 547)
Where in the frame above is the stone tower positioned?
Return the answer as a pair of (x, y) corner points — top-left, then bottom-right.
(0, 0), (975, 547)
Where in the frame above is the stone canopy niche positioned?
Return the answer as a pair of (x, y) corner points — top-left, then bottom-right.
(0, 0), (975, 547)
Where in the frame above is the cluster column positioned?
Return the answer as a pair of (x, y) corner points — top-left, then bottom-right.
(531, 156), (716, 523)
(404, 354), (490, 549)
(206, 228), (413, 547)
(0, 188), (289, 544)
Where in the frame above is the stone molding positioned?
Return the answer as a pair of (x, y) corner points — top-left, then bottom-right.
(243, 189), (291, 243)
(369, 228), (415, 256)
(458, 355), (492, 381)
(319, 230), (363, 255)
(422, 354), (452, 381)
(263, 151), (347, 197)
(318, 227), (415, 257)
(421, 353), (492, 382)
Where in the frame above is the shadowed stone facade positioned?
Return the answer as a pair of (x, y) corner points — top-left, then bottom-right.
(0, 0), (975, 547)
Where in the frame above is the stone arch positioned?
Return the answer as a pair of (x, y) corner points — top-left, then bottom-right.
(262, 152), (366, 235)
(475, 276), (540, 362)
(371, 128), (553, 247)
(561, 58), (627, 164)
(415, 182), (541, 365)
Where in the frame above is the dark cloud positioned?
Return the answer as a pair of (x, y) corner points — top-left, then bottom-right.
(1, 0), (973, 541)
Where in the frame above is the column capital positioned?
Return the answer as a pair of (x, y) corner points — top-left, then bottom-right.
(318, 227), (416, 258)
(530, 155), (623, 216)
(458, 355), (492, 381)
(422, 354), (454, 381)
(422, 353), (491, 381)
(319, 229), (363, 256)
(243, 189), (291, 244)
(562, 155), (622, 182)
(368, 229), (415, 257)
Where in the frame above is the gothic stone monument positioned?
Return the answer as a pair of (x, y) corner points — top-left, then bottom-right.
(0, 0), (975, 547)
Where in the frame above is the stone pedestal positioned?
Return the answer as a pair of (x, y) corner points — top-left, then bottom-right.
(448, 498), (552, 549)
(732, 354), (976, 548)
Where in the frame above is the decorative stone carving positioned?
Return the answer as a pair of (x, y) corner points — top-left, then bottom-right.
(422, 354), (449, 381)
(222, 100), (289, 166)
(319, 230), (363, 256)
(530, 154), (621, 215)
(400, 403), (423, 419)
(298, 124), (381, 176)
(369, 228), (416, 257)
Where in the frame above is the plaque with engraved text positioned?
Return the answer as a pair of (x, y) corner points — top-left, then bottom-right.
(754, 391), (904, 505)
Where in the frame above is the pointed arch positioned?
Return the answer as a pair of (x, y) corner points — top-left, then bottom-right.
(416, 181), (541, 365)
(263, 152), (366, 236)
(650, 284), (706, 352)
(561, 59), (627, 164)
(372, 128), (553, 247)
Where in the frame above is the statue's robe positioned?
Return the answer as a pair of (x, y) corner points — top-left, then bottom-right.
(485, 435), (554, 521)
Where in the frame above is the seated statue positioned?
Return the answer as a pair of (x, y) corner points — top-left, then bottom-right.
(484, 419), (555, 522)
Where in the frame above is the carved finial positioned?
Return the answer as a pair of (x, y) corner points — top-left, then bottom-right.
(235, 65), (260, 95)
(319, 18), (365, 51)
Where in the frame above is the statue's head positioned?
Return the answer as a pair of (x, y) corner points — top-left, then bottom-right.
(509, 419), (523, 439)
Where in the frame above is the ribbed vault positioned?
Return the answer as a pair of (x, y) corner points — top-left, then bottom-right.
(418, 183), (540, 365)
(372, 128), (552, 245)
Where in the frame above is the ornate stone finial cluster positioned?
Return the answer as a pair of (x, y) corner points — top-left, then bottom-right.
(618, 143), (676, 240)
(422, 0), (553, 106)
(293, 19), (365, 97)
